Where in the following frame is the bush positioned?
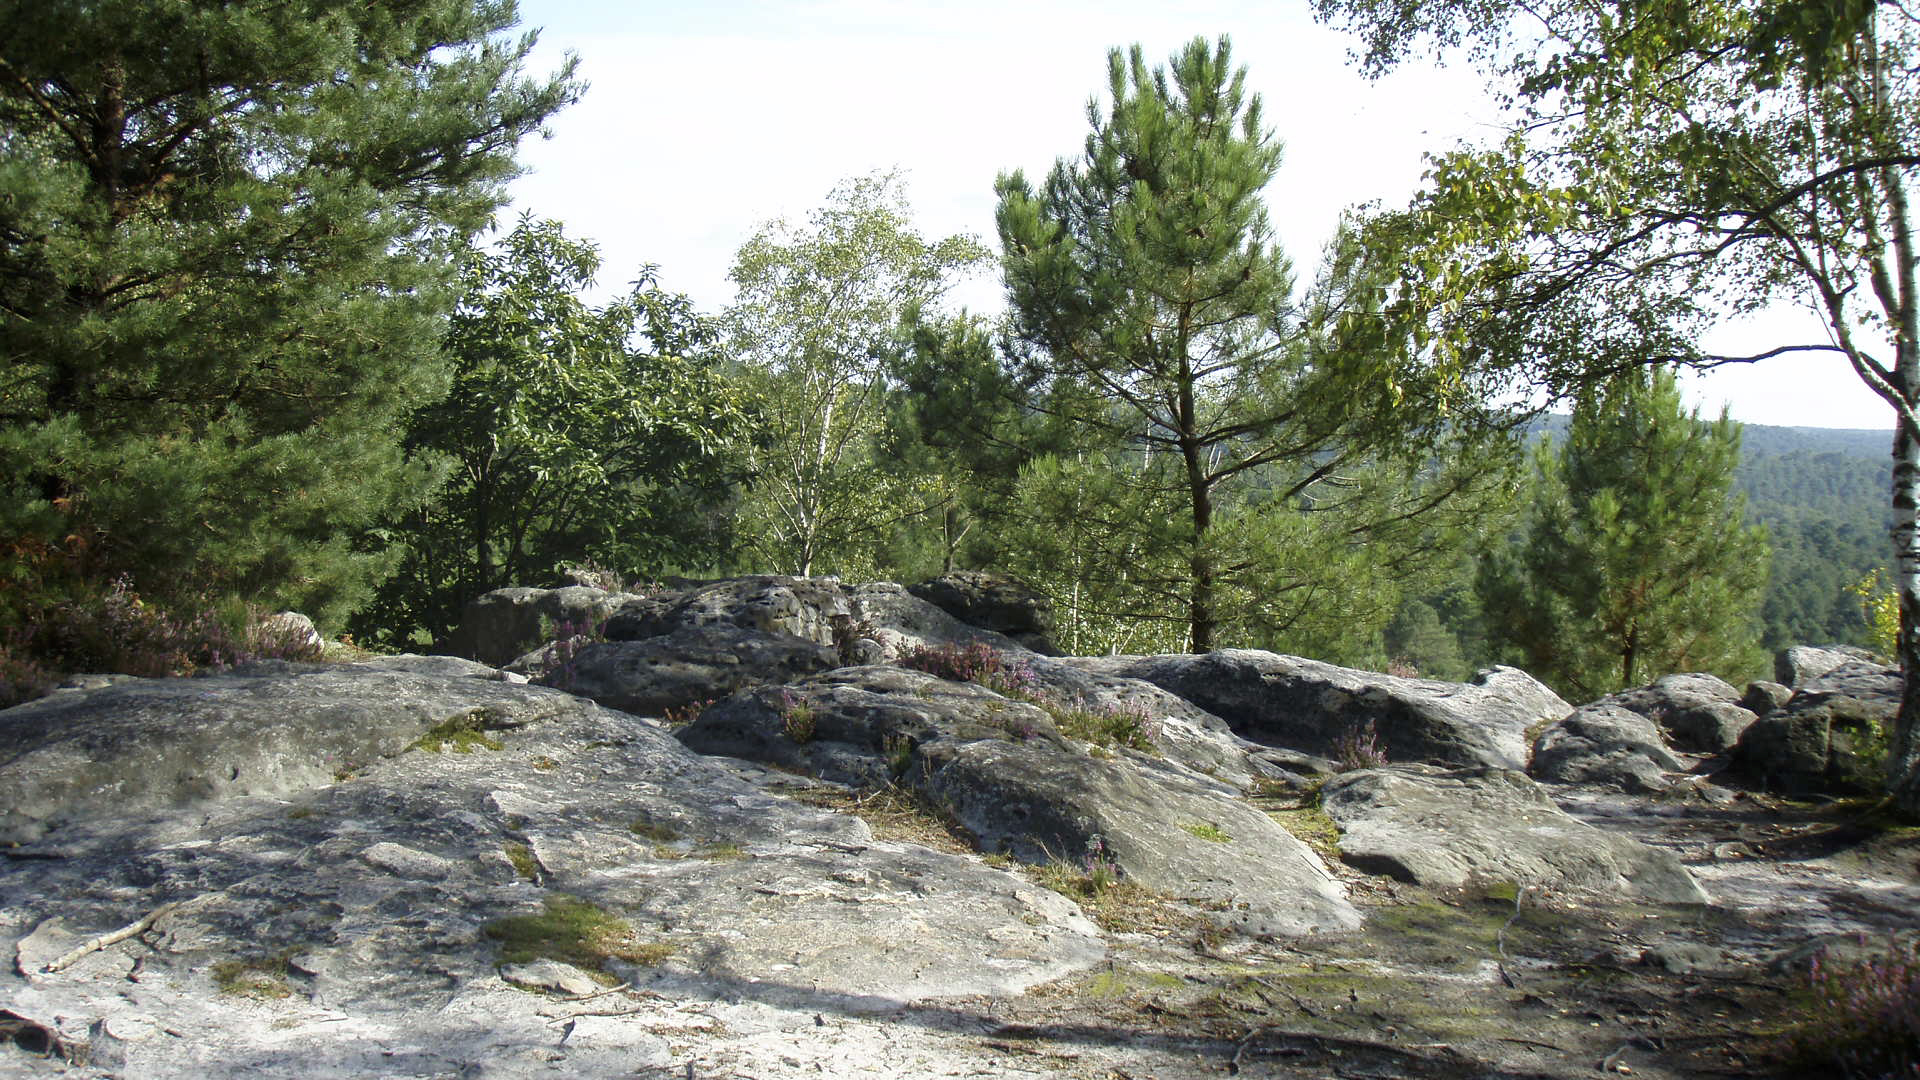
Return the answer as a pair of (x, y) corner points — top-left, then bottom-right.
(0, 575), (323, 710)
(897, 640), (1038, 697)
(1332, 719), (1389, 772)
(1775, 935), (1920, 1079)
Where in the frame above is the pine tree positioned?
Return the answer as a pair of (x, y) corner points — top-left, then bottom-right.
(0, 0), (578, 625)
(1480, 369), (1770, 700)
(995, 36), (1515, 653)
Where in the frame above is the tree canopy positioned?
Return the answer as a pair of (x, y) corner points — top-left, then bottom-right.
(0, 0), (578, 625)
(353, 216), (756, 647)
(1314, 0), (1920, 805)
(995, 35), (1517, 653)
(1480, 369), (1770, 700)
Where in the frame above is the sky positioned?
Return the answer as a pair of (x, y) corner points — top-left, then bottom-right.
(502, 0), (1895, 432)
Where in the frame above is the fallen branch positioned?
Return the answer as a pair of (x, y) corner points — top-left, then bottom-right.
(41, 896), (206, 974)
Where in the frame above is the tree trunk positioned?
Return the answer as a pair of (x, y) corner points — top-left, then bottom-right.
(1890, 418), (1920, 813)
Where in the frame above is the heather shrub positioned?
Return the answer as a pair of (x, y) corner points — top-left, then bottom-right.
(1774, 935), (1920, 1079)
(1041, 697), (1158, 751)
(0, 575), (325, 710)
(897, 640), (1038, 697)
(1332, 718), (1389, 772)
(528, 618), (605, 691)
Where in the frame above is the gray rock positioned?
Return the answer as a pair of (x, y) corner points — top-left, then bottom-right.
(908, 571), (1060, 655)
(1740, 680), (1793, 719)
(1319, 765), (1709, 904)
(1530, 703), (1684, 793)
(0, 665), (1106, 1078)
(1777, 644), (1883, 688)
(444, 585), (646, 666)
(604, 575), (853, 645)
(258, 610), (323, 649)
(1065, 650), (1569, 770)
(676, 666), (1359, 935)
(1604, 673), (1757, 754)
(549, 626), (839, 717)
(0, 666), (592, 844)
(1731, 660), (1900, 795)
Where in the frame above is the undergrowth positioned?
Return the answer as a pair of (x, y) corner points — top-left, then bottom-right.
(1, 574), (324, 709)
(1772, 934), (1920, 1079)
(897, 641), (1160, 751)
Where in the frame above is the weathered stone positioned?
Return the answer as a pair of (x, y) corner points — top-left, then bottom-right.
(1319, 765), (1709, 904)
(1730, 660), (1900, 795)
(1065, 650), (1568, 770)
(548, 626), (839, 717)
(1740, 680), (1793, 719)
(0, 666), (593, 844)
(908, 571), (1059, 655)
(1776, 644), (1883, 688)
(1530, 703), (1684, 793)
(1604, 673), (1757, 754)
(0, 665), (1107, 1079)
(443, 585), (645, 666)
(677, 666), (1359, 935)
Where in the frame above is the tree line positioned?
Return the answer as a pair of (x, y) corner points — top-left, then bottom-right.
(5, 2), (1914, 815)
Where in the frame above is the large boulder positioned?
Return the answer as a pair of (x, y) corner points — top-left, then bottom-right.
(443, 585), (645, 667)
(538, 626), (839, 717)
(1776, 644), (1883, 688)
(1529, 703), (1686, 793)
(676, 666), (1360, 936)
(1065, 650), (1569, 770)
(0, 665), (1106, 1078)
(0, 661), (585, 844)
(908, 571), (1060, 655)
(1320, 765), (1709, 904)
(1730, 660), (1900, 795)
(1597, 673), (1757, 754)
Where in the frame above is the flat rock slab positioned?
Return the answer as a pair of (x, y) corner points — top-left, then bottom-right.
(1320, 765), (1710, 904)
(0, 663), (592, 844)
(0, 668), (1104, 1079)
(678, 666), (1360, 936)
(1067, 650), (1568, 770)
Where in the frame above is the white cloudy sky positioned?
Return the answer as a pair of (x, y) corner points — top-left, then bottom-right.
(502, 0), (1894, 432)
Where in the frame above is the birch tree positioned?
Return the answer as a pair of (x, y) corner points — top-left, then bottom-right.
(725, 172), (986, 576)
(1315, 0), (1920, 808)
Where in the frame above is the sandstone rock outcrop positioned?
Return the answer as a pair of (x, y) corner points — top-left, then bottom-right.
(1320, 765), (1710, 904)
(1065, 650), (1569, 771)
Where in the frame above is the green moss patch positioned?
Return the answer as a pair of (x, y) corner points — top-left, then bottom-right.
(1180, 821), (1232, 843)
(213, 954), (294, 1000)
(503, 842), (539, 881)
(482, 895), (672, 978)
(409, 711), (504, 754)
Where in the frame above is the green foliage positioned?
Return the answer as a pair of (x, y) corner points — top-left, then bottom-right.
(725, 172), (988, 577)
(994, 36), (1519, 655)
(409, 712), (505, 754)
(1383, 600), (1470, 680)
(352, 217), (754, 648)
(0, 0), (579, 627)
(0, 575), (322, 709)
(1850, 571), (1900, 661)
(1478, 370), (1769, 700)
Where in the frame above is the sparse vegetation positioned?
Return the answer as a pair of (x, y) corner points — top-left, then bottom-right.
(1332, 719), (1388, 772)
(503, 842), (539, 881)
(776, 688), (817, 743)
(212, 954), (294, 1000)
(409, 712), (505, 754)
(1180, 821), (1232, 843)
(1772, 935), (1920, 1079)
(482, 895), (672, 980)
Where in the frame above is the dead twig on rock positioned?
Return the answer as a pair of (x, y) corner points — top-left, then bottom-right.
(41, 895), (210, 974)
